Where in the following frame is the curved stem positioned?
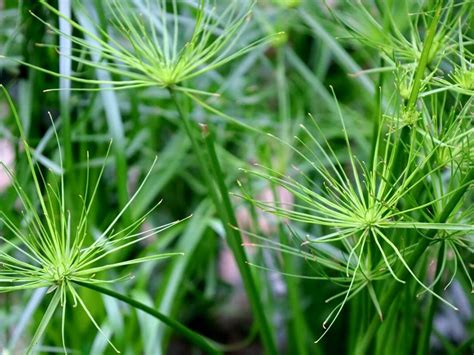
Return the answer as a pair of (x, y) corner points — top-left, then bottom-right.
(73, 280), (222, 355)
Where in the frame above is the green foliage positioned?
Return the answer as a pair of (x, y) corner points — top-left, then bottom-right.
(0, 0), (472, 354)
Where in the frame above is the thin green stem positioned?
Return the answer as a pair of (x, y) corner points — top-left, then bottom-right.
(389, 3), (442, 180)
(367, 57), (384, 277)
(407, 3), (442, 109)
(368, 58), (383, 173)
(202, 126), (278, 355)
(73, 281), (222, 355)
(168, 89), (224, 218)
(169, 89), (278, 354)
(416, 241), (445, 355)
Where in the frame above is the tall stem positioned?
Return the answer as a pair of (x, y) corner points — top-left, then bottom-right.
(416, 242), (445, 355)
(389, 3), (442, 179)
(356, 7), (446, 351)
(273, 47), (311, 355)
(73, 281), (221, 354)
(169, 89), (278, 354)
(406, 4), (442, 110)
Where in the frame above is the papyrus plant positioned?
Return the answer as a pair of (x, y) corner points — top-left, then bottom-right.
(0, 1), (281, 352)
(239, 0), (473, 349)
(16, 0), (276, 96)
(238, 101), (472, 340)
(0, 86), (188, 353)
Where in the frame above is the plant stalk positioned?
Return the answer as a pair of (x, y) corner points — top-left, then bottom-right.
(407, 3), (442, 109)
(169, 89), (278, 354)
(202, 125), (278, 355)
(389, 3), (442, 179)
(73, 281), (222, 355)
(416, 241), (445, 355)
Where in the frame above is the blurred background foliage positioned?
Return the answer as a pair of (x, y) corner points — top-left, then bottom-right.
(0, 0), (472, 354)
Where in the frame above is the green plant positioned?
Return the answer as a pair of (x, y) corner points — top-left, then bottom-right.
(238, 0), (473, 352)
(0, 0), (472, 354)
(2, 1), (283, 353)
(16, 0), (279, 96)
(0, 86), (225, 354)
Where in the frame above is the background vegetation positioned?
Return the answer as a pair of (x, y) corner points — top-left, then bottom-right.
(0, 0), (472, 354)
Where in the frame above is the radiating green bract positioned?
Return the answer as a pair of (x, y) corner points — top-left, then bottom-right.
(0, 86), (185, 354)
(12, 0), (281, 96)
(238, 92), (473, 340)
(236, 0), (473, 345)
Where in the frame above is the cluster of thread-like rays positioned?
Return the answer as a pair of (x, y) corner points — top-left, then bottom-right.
(240, 114), (463, 235)
(0, 87), (184, 353)
(0, 144), (181, 288)
(332, 1), (473, 66)
(431, 18), (474, 95)
(343, 2), (474, 99)
(237, 102), (472, 340)
(237, 222), (411, 331)
(416, 97), (474, 295)
(8, 0), (275, 95)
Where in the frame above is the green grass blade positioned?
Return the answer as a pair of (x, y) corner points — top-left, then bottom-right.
(27, 288), (61, 354)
